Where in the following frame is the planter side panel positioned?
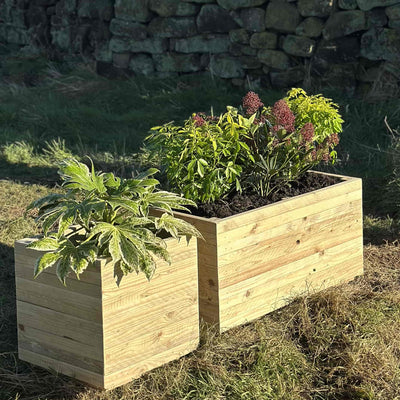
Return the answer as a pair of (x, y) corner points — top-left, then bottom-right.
(101, 238), (199, 389)
(217, 178), (363, 332)
(14, 239), (105, 386)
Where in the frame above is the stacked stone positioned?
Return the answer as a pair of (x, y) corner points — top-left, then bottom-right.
(1, 0), (400, 96)
(0, 0), (113, 60)
(104, 0), (400, 95)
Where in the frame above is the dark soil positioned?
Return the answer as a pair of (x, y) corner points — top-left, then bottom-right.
(190, 173), (341, 218)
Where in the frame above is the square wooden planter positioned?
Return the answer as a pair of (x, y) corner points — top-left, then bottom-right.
(14, 237), (199, 390)
(172, 172), (364, 333)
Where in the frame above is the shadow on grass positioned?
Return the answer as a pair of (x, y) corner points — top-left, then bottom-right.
(0, 241), (86, 400)
(0, 159), (59, 186)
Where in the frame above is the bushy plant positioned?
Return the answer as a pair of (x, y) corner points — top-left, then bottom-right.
(147, 88), (343, 202)
(147, 109), (254, 202)
(26, 158), (201, 284)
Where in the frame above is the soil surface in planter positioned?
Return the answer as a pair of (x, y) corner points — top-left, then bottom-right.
(189, 173), (341, 218)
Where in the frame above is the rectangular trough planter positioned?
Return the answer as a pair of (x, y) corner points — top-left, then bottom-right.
(14, 237), (199, 389)
(172, 172), (364, 333)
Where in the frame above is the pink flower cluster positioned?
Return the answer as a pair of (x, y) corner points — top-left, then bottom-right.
(193, 113), (205, 127)
(328, 133), (340, 146)
(300, 122), (314, 143)
(242, 91), (264, 115)
(272, 100), (295, 133)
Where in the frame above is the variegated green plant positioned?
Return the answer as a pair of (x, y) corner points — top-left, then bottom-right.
(26, 158), (201, 285)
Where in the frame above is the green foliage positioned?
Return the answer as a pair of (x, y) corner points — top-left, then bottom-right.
(285, 87), (344, 143)
(26, 158), (201, 285)
(147, 109), (254, 202)
(148, 88), (344, 202)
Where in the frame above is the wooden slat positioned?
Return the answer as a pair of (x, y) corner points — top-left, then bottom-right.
(17, 301), (103, 348)
(14, 240), (101, 285)
(104, 315), (199, 375)
(18, 348), (105, 388)
(219, 237), (362, 305)
(103, 339), (199, 390)
(220, 252), (363, 332)
(15, 277), (102, 323)
(217, 192), (361, 247)
(217, 177), (361, 232)
(15, 263), (102, 298)
(218, 209), (362, 288)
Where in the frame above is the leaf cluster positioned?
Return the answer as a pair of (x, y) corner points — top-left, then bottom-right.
(147, 109), (254, 203)
(26, 159), (201, 284)
(146, 88), (344, 203)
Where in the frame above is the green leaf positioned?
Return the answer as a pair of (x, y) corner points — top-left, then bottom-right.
(56, 255), (71, 285)
(27, 237), (60, 251)
(34, 252), (61, 278)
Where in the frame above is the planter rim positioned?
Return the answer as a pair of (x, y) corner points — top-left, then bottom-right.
(170, 171), (360, 223)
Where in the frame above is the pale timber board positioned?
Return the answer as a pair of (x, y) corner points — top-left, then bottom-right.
(220, 253), (363, 331)
(103, 339), (199, 390)
(218, 196), (362, 257)
(104, 315), (199, 375)
(18, 348), (105, 389)
(101, 237), (199, 377)
(217, 210), (361, 270)
(219, 237), (363, 305)
(17, 301), (103, 348)
(217, 177), (361, 233)
(15, 277), (102, 323)
(14, 239), (101, 285)
(217, 191), (361, 247)
(18, 324), (103, 363)
(218, 209), (362, 287)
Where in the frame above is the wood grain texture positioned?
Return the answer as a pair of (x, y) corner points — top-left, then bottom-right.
(173, 173), (364, 333)
(15, 237), (199, 389)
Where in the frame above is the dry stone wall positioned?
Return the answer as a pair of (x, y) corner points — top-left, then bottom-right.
(1, 0), (400, 97)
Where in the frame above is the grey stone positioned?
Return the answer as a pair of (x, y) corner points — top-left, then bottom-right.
(55, 0), (76, 16)
(386, 4), (400, 28)
(10, 7), (25, 28)
(77, 0), (113, 21)
(265, 0), (300, 33)
(270, 67), (305, 88)
(322, 11), (367, 40)
(357, 65), (380, 82)
(228, 42), (242, 56)
(148, 17), (197, 37)
(95, 41), (112, 62)
(295, 17), (324, 38)
(367, 9), (388, 27)
(129, 53), (154, 75)
(258, 49), (290, 69)
(315, 37), (360, 64)
(229, 28), (250, 44)
(173, 34), (230, 53)
(240, 8), (265, 32)
(239, 55), (261, 69)
(216, 0), (266, 10)
(113, 52), (131, 69)
(209, 54), (244, 77)
(361, 28), (400, 62)
(153, 53), (201, 72)
(356, 0), (400, 11)
(109, 19), (147, 39)
(338, 0), (357, 8)
(114, 0), (152, 23)
(321, 64), (357, 96)
(249, 31), (277, 48)
(182, 0), (214, 2)
(282, 35), (315, 57)
(148, 0), (198, 17)
(50, 24), (71, 49)
(6, 25), (29, 44)
(109, 36), (168, 53)
(197, 4), (238, 33)
(238, 45), (257, 55)
(298, 0), (334, 17)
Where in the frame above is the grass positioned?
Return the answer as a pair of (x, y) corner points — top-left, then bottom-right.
(1, 51), (400, 400)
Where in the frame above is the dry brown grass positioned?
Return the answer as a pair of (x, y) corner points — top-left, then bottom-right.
(1, 179), (400, 400)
